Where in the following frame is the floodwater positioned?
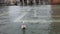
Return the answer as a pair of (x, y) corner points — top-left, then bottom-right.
(0, 5), (60, 34)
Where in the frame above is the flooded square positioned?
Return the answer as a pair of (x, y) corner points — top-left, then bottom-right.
(0, 5), (60, 34)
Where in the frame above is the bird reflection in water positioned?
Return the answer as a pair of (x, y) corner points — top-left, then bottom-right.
(22, 29), (26, 34)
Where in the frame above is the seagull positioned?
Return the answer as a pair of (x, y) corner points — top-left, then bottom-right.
(21, 21), (27, 30)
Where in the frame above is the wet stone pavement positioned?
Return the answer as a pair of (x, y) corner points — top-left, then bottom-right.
(0, 5), (60, 34)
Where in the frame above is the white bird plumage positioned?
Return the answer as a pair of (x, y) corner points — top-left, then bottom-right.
(21, 21), (27, 29)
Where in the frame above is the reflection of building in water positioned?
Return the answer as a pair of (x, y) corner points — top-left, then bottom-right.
(51, 0), (60, 4)
(1, 0), (60, 5)
(6, 0), (17, 5)
(0, 0), (17, 6)
(20, 0), (51, 5)
(0, 0), (51, 6)
(0, 0), (7, 5)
